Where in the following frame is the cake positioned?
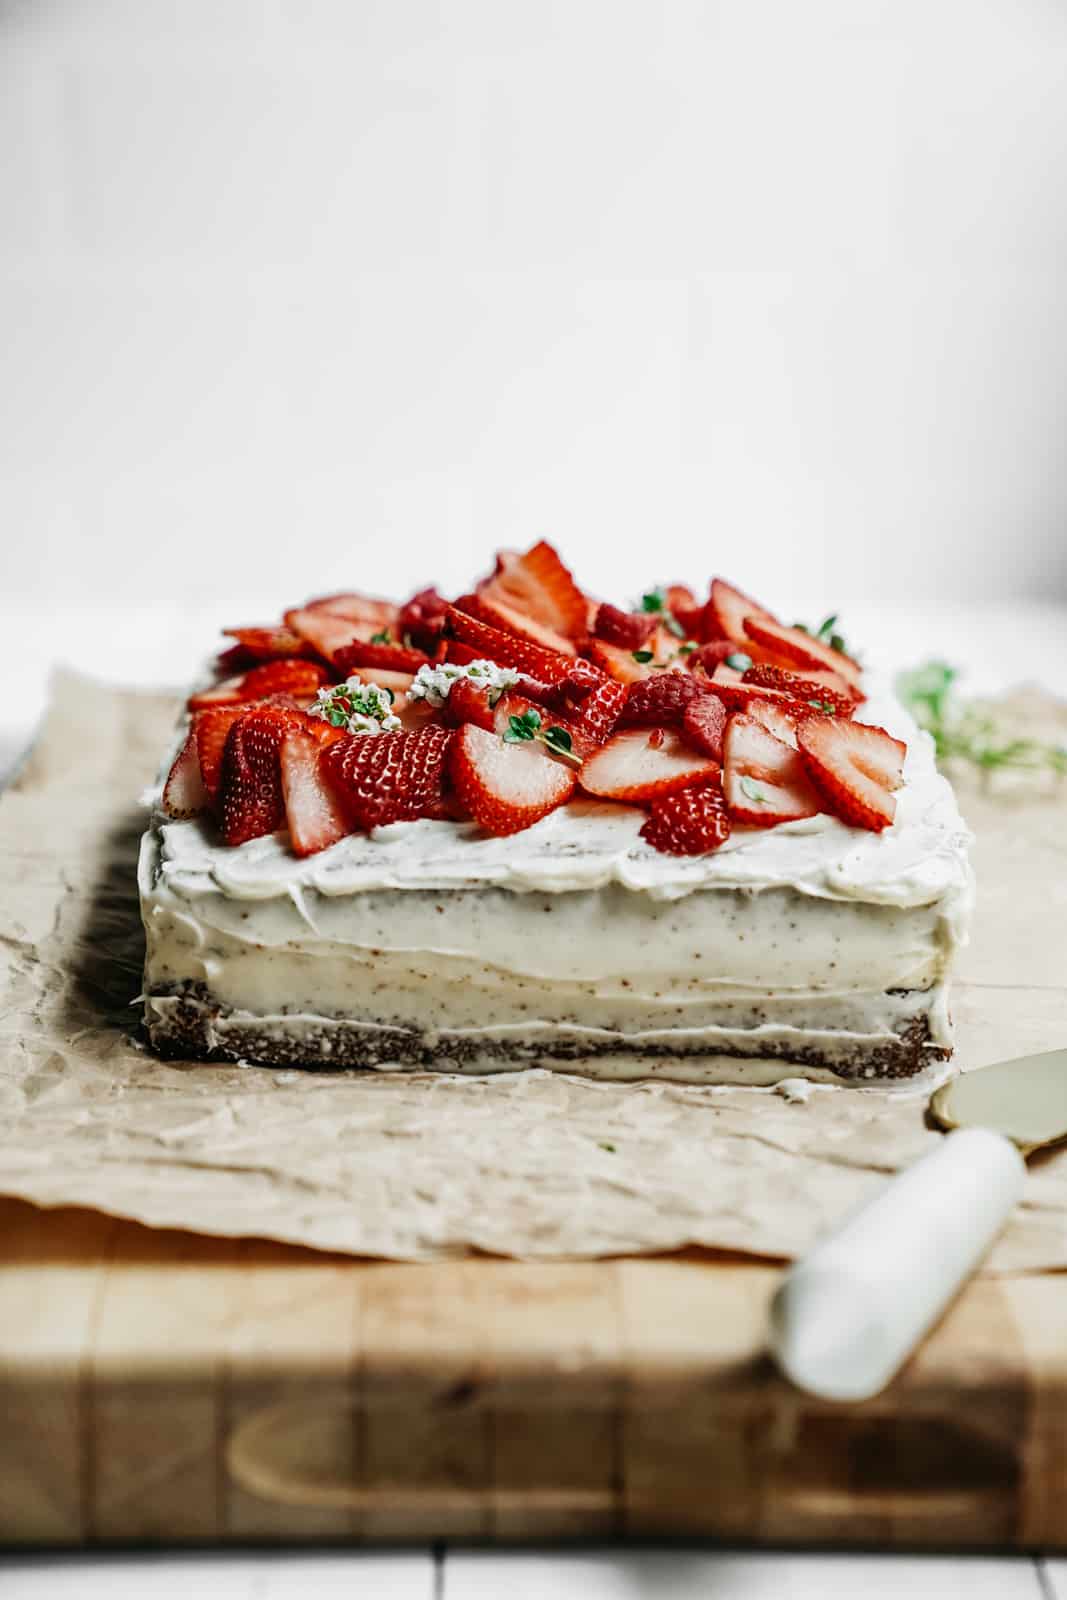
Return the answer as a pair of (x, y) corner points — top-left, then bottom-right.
(139, 544), (973, 1085)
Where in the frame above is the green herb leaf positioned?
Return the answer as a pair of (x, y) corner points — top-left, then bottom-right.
(504, 709), (541, 743)
(641, 588), (666, 613)
(739, 776), (768, 803)
(370, 629), (392, 645)
(793, 612), (854, 659)
(664, 615), (686, 639)
(543, 726), (573, 753)
(678, 642), (697, 655)
(724, 651), (752, 671)
(806, 698), (834, 714)
(632, 649), (654, 664)
(598, 1141), (617, 1154)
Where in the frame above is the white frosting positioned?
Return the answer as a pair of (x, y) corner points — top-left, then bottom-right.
(139, 675), (974, 1081)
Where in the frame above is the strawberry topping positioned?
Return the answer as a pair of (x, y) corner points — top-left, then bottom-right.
(742, 663), (857, 717)
(640, 777), (731, 856)
(477, 540), (588, 642)
(333, 640), (431, 677)
(571, 677), (627, 750)
(321, 725), (453, 832)
(442, 678), (497, 731)
(161, 727), (210, 819)
(743, 615), (863, 692)
(578, 727), (719, 804)
(219, 705), (304, 846)
(722, 714), (822, 826)
(797, 715), (905, 832)
(397, 587), (449, 654)
(456, 590), (578, 657)
(304, 591), (398, 627)
(280, 728), (349, 857)
(703, 578), (776, 644)
(619, 670), (703, 727)
(445, 605), (573, 685)
(680, 693), (728, 761)
(593, 602), (656, 650)
(221, 626), (312, 664)
(449, 722), (577, 836)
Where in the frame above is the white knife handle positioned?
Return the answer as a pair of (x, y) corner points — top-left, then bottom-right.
(770, 1127), (1025, 1401)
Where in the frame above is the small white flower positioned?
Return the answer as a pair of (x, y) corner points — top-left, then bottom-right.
(408, 658), (520, 709)
(310, 678), (402, 735)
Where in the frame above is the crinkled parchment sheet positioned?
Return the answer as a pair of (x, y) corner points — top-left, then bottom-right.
(2, 671), (1066, 1272)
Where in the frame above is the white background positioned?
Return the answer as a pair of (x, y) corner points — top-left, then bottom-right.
(2, 0), (1066, 628)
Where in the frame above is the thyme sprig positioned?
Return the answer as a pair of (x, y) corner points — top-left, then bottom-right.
(896, 660), (1067, 777)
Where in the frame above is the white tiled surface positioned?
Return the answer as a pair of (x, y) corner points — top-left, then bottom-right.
(2, 0), (1067, 621)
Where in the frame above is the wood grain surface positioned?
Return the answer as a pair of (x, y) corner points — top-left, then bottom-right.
(2, 1195), (1064, 1550)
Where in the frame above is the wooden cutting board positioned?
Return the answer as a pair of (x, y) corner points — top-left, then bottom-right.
(3, 1193), (1065, 1551)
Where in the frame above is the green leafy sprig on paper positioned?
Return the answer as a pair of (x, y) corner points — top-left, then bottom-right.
(896, 660), (1067, 777)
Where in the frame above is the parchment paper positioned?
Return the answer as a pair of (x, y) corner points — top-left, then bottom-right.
(1, 671), (1065, 1272)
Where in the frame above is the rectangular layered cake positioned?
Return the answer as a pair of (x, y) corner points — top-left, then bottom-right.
(140, 546), (973, 1086)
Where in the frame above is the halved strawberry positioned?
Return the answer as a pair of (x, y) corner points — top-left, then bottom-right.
(797, 716), (905, 832)
(449, 722), (576, 836)
(578, 727), (718, 804)
(572, 677), (627, 750)
(640, 777), (731, 856)
(280, 728), (349, 856)
(743, 616), (863, 692)
(239, 660), (331, 700)
(722, 715), (822, 826)
(442, 677), (496, 731)
(333, 640), (431, 677)
(219, 705), (304, 846)
(681, 693), (727, 761)
(195, 703), (258, 798)
(456, 591), (577, 657)
(665, 584), (704, 641)
(477, 540), (588, 641)
(619, 670), (702, 727)
(688, 639), (746, 677)
(305, 591), (398, 627)
(187, 674), (246, 711)
(397, 586), (449, 653)
(445, 606), (573, 685)
(789, 664), (866, 705)
(747, 700), (799, 748)
(285, 607), (382, 664)
(703, 579), (776, 644)
(161, 727), (210, 818)
(341, 667), (416, 708)
(443, 639), (484, 667)
(743, 663), (856, 717)
(562, 657), (605, 697)
(321, 725), (453, 831)
(592, 602), (655, 650)
(587, 639), (657, 686)
(221, 625), (312, 664)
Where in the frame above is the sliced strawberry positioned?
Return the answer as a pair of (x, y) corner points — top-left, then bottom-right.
(187, 674), (246, 711)
(619, 670), (702, 727)
(443, 639), (484, 667)
(747, 700), (799, 748)
(449, 722), (576, 837)
(640, 777), (731, 856)
(742, 663), (856, 717)
(578, 727), (718, 804)
(341, 666), (416, 711)
(333, 640), (431, 676)
(477, 540), (588, 641)
(456, 591), (578, 657)
(445, 606), (573, 686)
(681, 693), (727, 761)
(688, 639), (744, 677)
(285, 607), (382, 664)
(587, 639), (657, 686)
(397, 586), (449, 653)
(664, 584), (704, 641)
(572, 677), (627, 750)
(239, 660), (331, 701)
(743, 616), (863, 692)
(321, 725), (453, 831)
(194, 703), (257, 798)
(790, 664), (865, 705)
(442, 677), (496, 731)
(219, 705), (304, 846)
(592, 602), (655, 650)
(305, 591), (398, 627)
(562, 657), (605, 697)
(797, 716), (905, 832)
(161, 726), (210, 818)
(722, 715), (822, 826)
(280, 728), (349, 856)
(220, 625), (313, 667)
(703, 578), (777, 644)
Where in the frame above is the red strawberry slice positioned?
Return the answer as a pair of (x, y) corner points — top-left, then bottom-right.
(592, 602), (656, 650)
(744, 616), (863, 692)
(703, 578), (777, 644)
(239, 660), (331, 700)
(747, 700), (799, 748)
(442, 677), (496, 731)
(285, 607), (383, 664)
(221, 625), (312, 664)
(194, 703), (258, 798)
(186, 674), (246, 711)
(456, 591), (578, 657)
(640, 777), (731, 856)
(742, 663), (857, 717)
(664, 584), (704, 641)
(443, 639), (485, 667)
(797, 715), (905, 832)
(321, 725), (453, 831)
(689, 639), (746, 677)
(572, 677), (626, 750)
(279, 728), (350, 856)
(161, 726), (210, 818)
(219, 705), (304, 846)
(333, 640), (431, 676)
(681, 693), (727, 761)
(578, 727), (719, 804)
(341, 666), (416, 708)
(619, 670), (703, 727)
(445, 606), (573, 685)
(449, 722), (576, 837)
(477, 540), (588, 641)
(587, 639), (657, 686)
(562, 657), (605, 697)
(722, 715), (822, 826)
(790, 664), (865, 704)
(305, 591), (398, 627)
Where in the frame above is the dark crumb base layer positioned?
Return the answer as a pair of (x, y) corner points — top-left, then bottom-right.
(145, 982), (949, 1083)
